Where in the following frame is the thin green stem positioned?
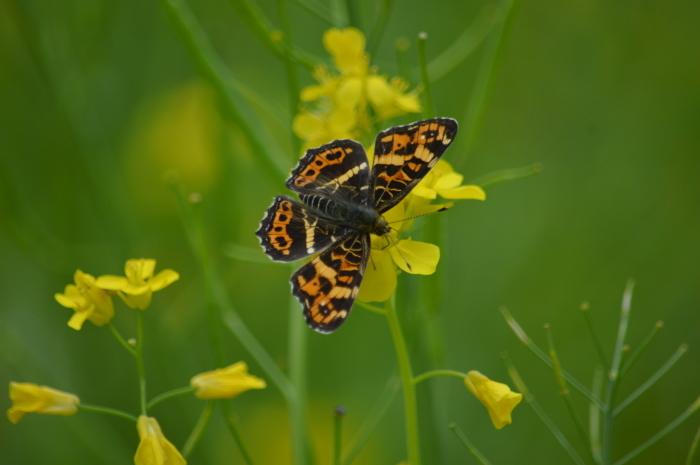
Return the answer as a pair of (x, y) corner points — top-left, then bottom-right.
(289, 294), (313, 465)
(545, 325), (593, 455)
(334, 406), (346, 465)
(147, 386), (196, 410)
(78, 404), (138, 422)
(459, 0), (520, 161)
(581, 302), (610, 372)
(385, 296), (421, 465)
(469, 162), (542, 189)
(602, 279), (635, 464)
(613, 344), (688, 417)
(687, 422), (700, 465)
(448, 423), (493, 465)
(182, 401), (216, 458)
(291, 0), (334, 25)
(135, 312), (147, 416)
(342, 376), (400, 465)
(222, 401), (256, 465)
(108, 323), (136, 356)
(615, 396), (700, 465)
(367, 0), (394, 57)
(395, 37), (412, 84)
(413, 370), (466, 385)
(276, 0), (301, 157)
(590, 366), (605, 465)
(328, 0), (349, 27)
(620, 321), (663, 378)
(417, 32), (434, 119)
(354, 300), (386, 315)
(502, 354), (587, 465)
(500, 306), (603, 409)
(157, 0), (288, 186)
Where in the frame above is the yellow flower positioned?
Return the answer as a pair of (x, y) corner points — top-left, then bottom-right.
(298, 27), (421, 140)
(7, 382), (79, 424)
(96, 259), (179, 310)
(55, 270), (114, 330)
(411, 159), (486, 201)
(190, 361), (266, 400)
(134, 416), (187, 465)
(358, 201), (440, 303)
(464, 371), (522, 429)
(292, 108), (356, 150)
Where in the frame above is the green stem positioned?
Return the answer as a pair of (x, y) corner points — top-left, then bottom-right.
(367, 0), (394, 57)
(448, 423), (493, 465)
(615, 396), (700, 465)
(222, 401), (256, 465)
(500, 306), (603, 409)
(385, 296), (421, 465)
(276, 0), (302, 157)
(459, 0), (520, 160)
(157, 0), (288, 186)
(182, 401), (215, 457)
(417, 32), (434, 119)
(147, 386), (196, 410)
(354, 300), (386, 315)
(601, 279), (635, 464)
(289, 294), (312, 465)
(135, 312), (147, 416)
(78, 404), (138, 422)
(613, 344), (688, 417)
(469, 163), (542, 189)
(581, 302), (610, 372)
(108, 323), (136, 356)
(590, 366), (605, 465)
(502, 354), (587, 465)
(413, 370), (466, 385)
(620, 321), (663, 378)
(342, 376), (401, 465)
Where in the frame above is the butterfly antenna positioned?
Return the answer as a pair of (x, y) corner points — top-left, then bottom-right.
(385, 233), (412, 272)
(386, 206), (450, 224)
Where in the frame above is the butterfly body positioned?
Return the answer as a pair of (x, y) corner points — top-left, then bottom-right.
(256, 118), (458, 333)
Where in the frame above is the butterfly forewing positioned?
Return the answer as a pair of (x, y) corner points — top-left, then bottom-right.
(372, 118), (458, 213)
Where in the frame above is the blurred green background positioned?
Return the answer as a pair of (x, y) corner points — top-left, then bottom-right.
(1, 0), (699, 464)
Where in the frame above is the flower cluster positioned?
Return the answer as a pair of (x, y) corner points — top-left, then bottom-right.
(294, 28), (422, 149)
(54, 258), (179, 329)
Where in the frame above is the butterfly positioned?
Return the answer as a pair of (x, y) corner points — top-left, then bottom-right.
(256, 118), (458, 333)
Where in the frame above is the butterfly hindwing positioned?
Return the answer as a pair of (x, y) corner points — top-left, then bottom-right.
(372, 118), (458, 213)
(287, 139), (372, 208)
(291, 234), (369, 333)
(256, 196), (340, 262)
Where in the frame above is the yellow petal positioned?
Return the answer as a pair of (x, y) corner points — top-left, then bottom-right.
(67, 309), (92, 330)
(292, 112), (323, 140)
(149, 269), (180, 291)
(381, 201), (405, 228)
(7, 382), (79, 424)
(119, 290), (153, 311)
(327, 106), (357, 133)
(135, 416), (187, 465)
(464, 371), (522, 429)
(300, 84), (328, 102)
(335, 77), (363, 108)
(366, 75), (392, 109)
(395, 92), (422, 113)
(357, 247), (396, 302)
(390, 239), (440, 275)
(121, 283), (151, 296)
(95, 275), (130, 291)
(410, 183), (437, 200)
(433, 172), (464, 190)
(437, 185), (486, 200)
(126, 259), (156, 282)
(323, 27), (367, 74)
(190, 361), (266, 400)
(54, 285), (86, 309)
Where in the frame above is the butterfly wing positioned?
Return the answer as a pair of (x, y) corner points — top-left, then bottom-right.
(291, 234), (369, 333)
(372, 118), (458, 213)
(287, 139), (373, 209)
(256, 196), (345, 262)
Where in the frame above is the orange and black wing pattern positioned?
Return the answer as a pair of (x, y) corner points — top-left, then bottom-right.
(291, 234), (369, 333)
(256, 196), (341, 262)
(372, 118), (458, 213)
